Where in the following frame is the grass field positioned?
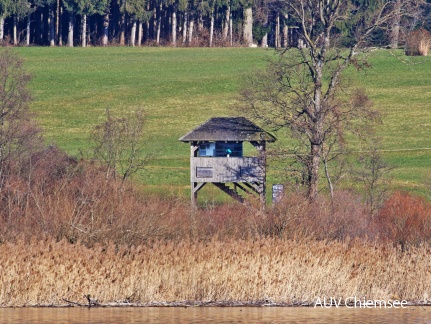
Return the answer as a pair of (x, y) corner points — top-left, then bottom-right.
(15, 47), (431, 198)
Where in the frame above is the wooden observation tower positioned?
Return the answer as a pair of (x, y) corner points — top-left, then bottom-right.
(179, 117), (276, 207)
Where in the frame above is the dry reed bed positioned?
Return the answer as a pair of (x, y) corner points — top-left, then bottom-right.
(0, 238), (430, 306)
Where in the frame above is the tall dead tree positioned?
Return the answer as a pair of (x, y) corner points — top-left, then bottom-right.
(240, 0), (395, 199)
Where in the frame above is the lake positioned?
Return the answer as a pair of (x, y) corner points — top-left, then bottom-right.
(1, 306), (430, 323)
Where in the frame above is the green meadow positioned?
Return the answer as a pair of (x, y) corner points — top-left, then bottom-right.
(16, 47), (431, 198)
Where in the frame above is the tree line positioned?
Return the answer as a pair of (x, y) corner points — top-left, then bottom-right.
(0, 0), (430, 48)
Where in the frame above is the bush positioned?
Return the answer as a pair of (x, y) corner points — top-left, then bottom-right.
(405, 28), (431, 56)
(264, 190), (369, 241)
(373, 191), (431, 249)
(2, 146), (431, 250)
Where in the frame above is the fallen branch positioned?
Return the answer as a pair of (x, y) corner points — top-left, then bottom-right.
(62, 298), (86, 307)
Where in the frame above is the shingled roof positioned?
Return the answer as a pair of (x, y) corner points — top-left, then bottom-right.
(179, 117), (276, 142)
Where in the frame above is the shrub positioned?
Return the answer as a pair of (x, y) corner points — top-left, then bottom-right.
(264, 190), (369, 241)
(373, 191), (431, 250)
(405, 28), (431, 56)
(4, 146), (431, 250)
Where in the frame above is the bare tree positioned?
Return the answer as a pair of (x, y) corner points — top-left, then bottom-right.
(353, 138), (393, 218)
(0, 48), (41, 188)
(239, 0), (395, 199)
(90, 108), (148, 182)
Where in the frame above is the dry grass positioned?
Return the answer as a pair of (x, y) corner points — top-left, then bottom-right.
(0, 237), (430, 306)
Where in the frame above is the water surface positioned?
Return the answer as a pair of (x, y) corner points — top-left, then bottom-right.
(1, 306), (430, 323)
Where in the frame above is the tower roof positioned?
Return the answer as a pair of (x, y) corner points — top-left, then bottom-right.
(179, 117), (276, 142)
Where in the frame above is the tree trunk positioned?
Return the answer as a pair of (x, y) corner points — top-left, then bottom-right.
(308, 61), (325, 200)
(68, 12), (74, 47)
(243, 7), (253, 45)
(261, 34), (267, 48)
(145, 3), (150, 42)
(198, 13), (203, 33)
(223, 6), (230, 41)
(229, 9), (233, 46)
(13, 16), (18, 45)
(137, 21), (143, 46)
(156, 3), (162, 45)
(182, 12), (188, 44)
(50, 6), (55, 46)
(390, 0), (401, 49)
(130, 19), (138, 47)
(26, 12), (31, 46)
(172, 10), (177, 46)
(209, 9), (214, 47)
(81, 14), (87, 47)
(102, 13), (109, 46)
(153, 7), (157, 41)
(87, 20), (91, 45)
(275, 11), (280, 48)
(39, 11), (44, 44)
(282, 13), (288, 48)
(0, 17), (4, 43)
(56, 0), (61, 45)
(308, 143), (321, 200)
(120, 11), (126, 46)
(131, 19), (137, 46)
(188, 15), (194, 44)
(261, 12), (268, 48)
(145, 19), (149, 43)
(323, 157), (334, 201)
